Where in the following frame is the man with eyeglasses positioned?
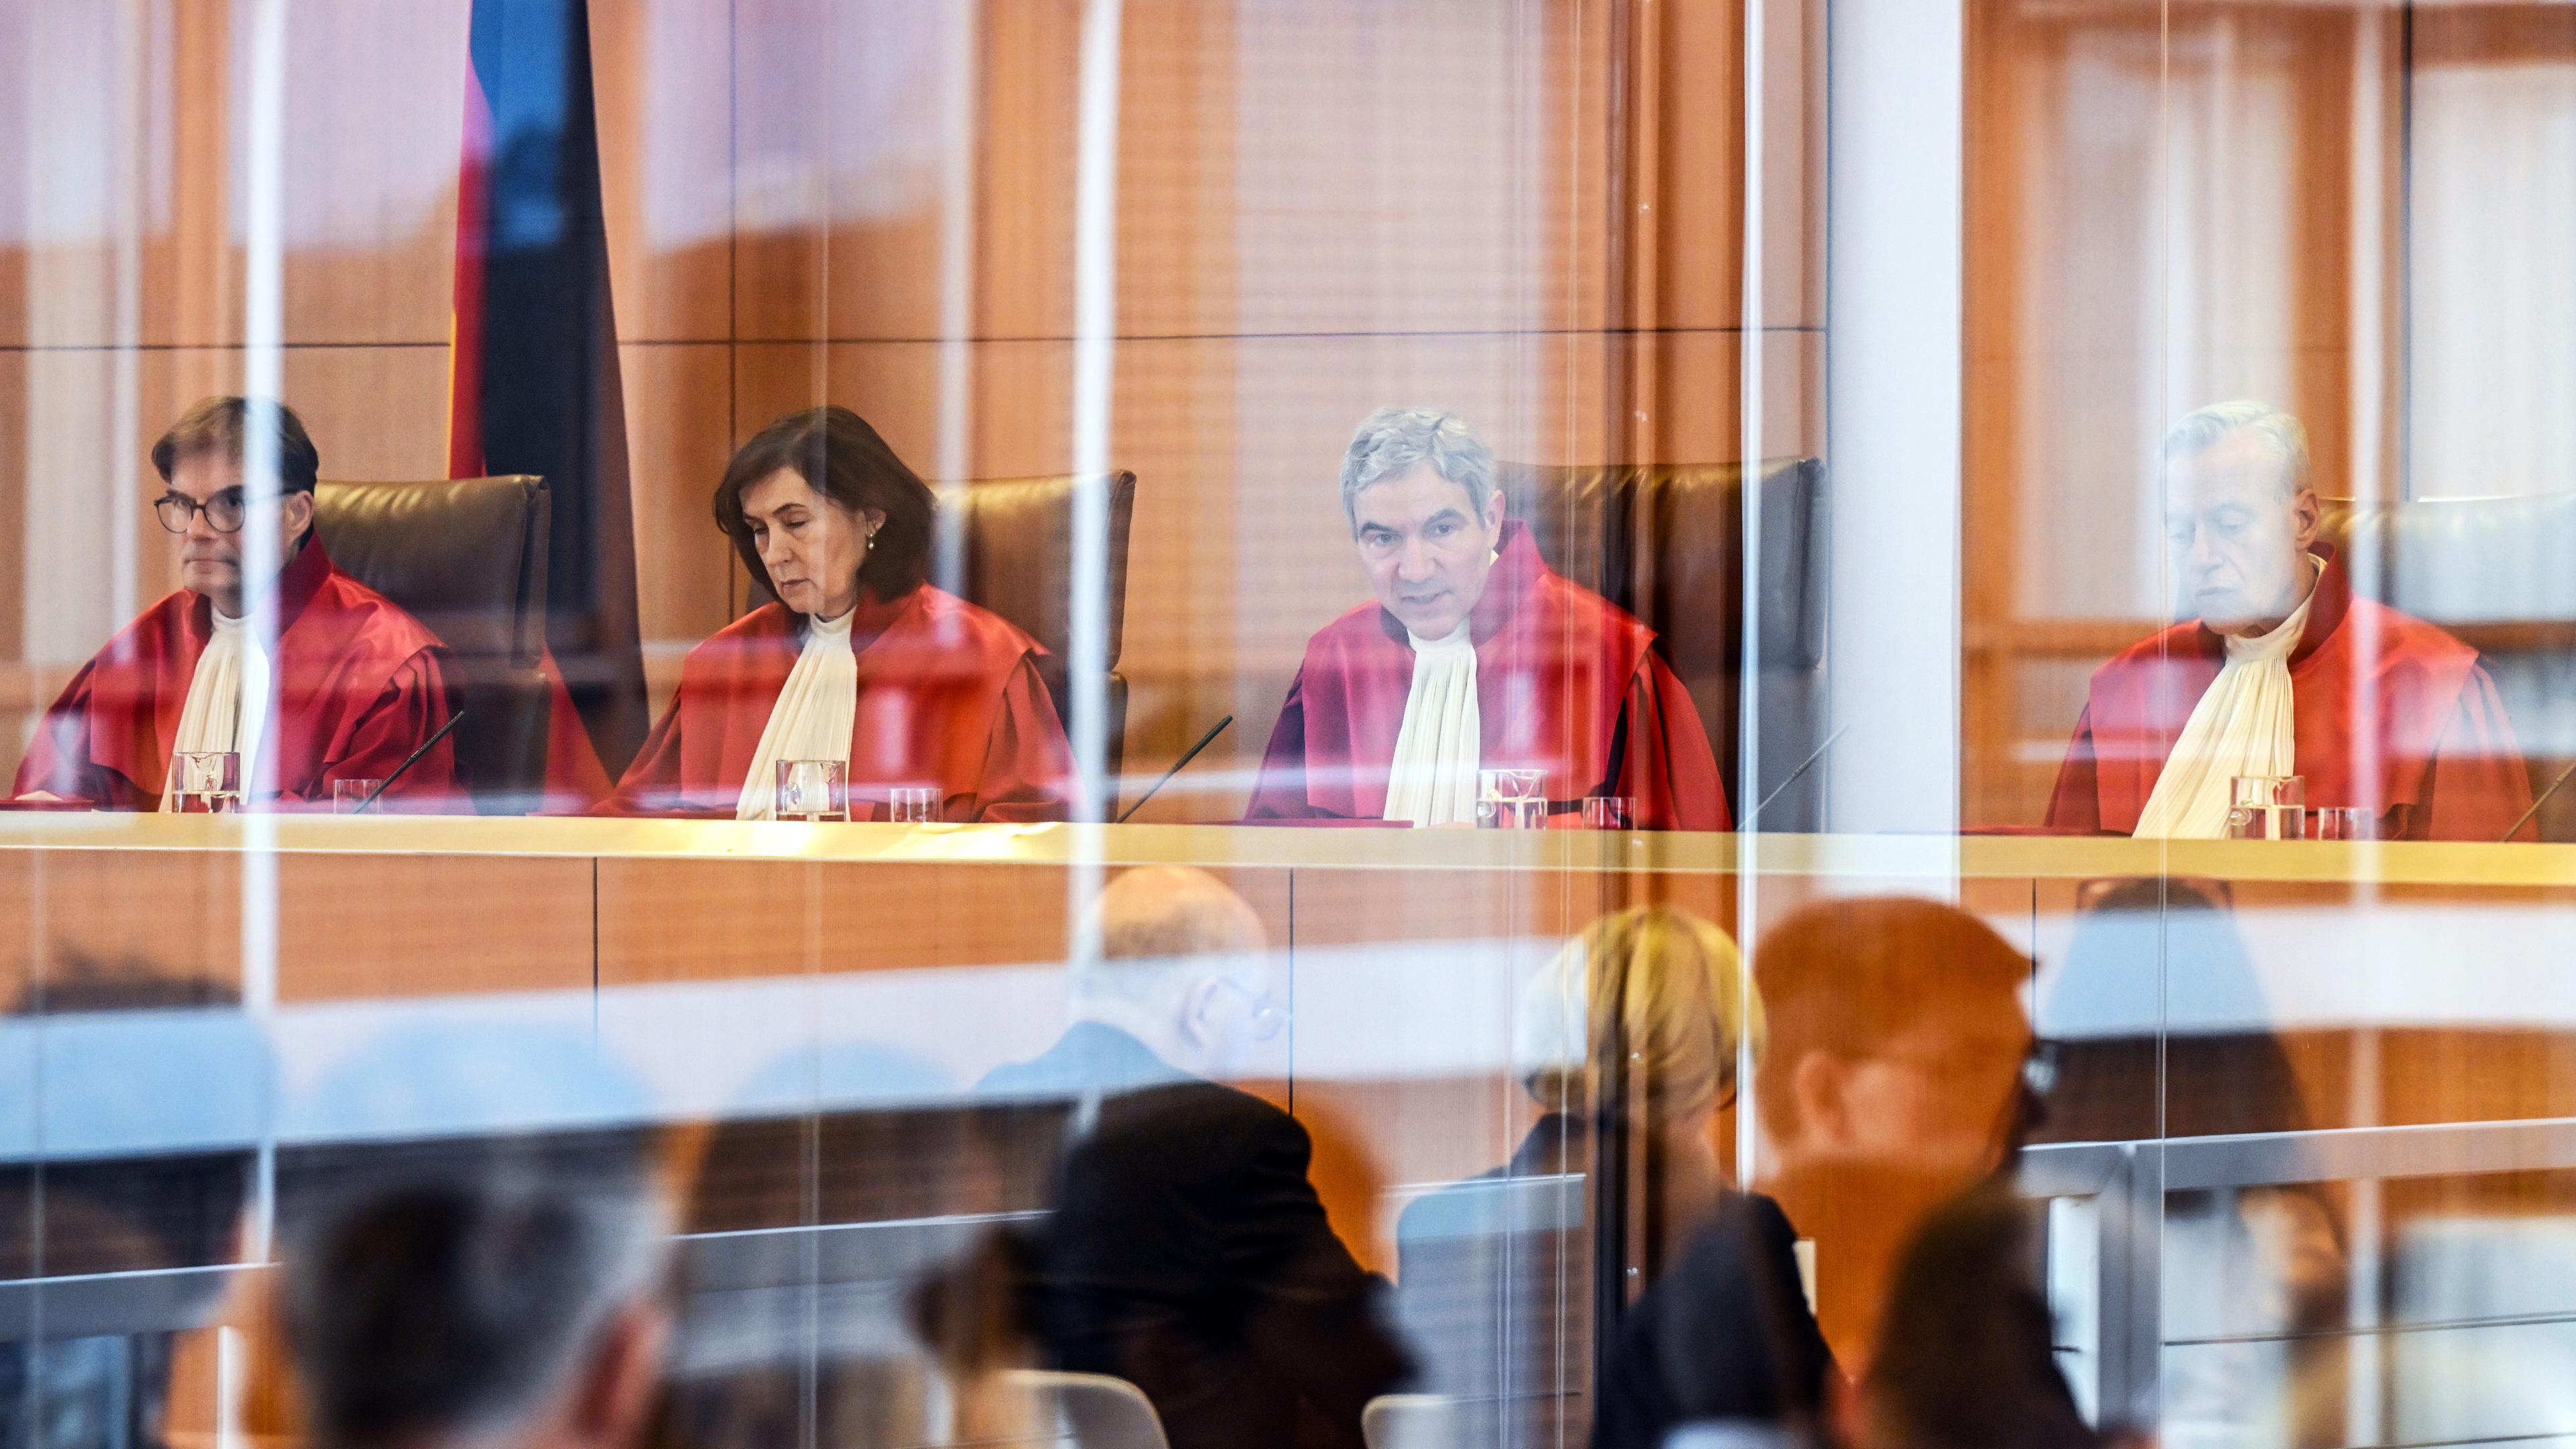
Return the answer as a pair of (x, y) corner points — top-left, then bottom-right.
(974, 866), (1407, 1449)
(13, 396), (458, 809)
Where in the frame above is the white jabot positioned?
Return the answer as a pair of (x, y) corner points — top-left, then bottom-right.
(1383, 623), (1482, 827)
(736, 608), (860, 821)
(161, 610), (270, 811)
(2131, 571), (2320, 839)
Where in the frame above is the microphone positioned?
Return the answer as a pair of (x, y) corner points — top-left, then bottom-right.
(1750, 722), (1850, 824)
(350, 710), (466, 814)
(1116, 715), (1234, 824)
(2503, 757), (2576, 843)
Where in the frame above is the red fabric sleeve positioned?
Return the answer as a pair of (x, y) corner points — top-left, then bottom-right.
(2418, 664), (2538, 843)
(1242, 668), (1329, 820)
(12, 661), (149, 809)
(317, 649), (464, 812)
(2045, 704), (2108, 834)
(1619, 654), (1730, 832)
(969, 655), (1079, 823)
(591, 685), (699, 817)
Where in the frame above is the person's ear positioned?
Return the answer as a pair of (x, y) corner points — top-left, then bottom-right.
(1178, 976), (1224, 1049)
(2289, 486), (2322, 554)
(570, 1298), (667, 1449)
(1790, 1050), (1849, 1149)
(1481, 488), (1507, 533)
(282, 490), (316, 548)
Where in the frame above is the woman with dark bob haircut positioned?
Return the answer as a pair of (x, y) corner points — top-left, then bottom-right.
(600, 406), (1075, 821)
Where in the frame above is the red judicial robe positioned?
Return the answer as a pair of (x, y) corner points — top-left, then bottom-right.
(1248, 522), (1730, 830)
(13, 538), (458, 810)
(2047, 545), (2536, 842)
(601, 583), (1076, 822)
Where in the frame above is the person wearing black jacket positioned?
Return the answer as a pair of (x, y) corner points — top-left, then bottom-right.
(975, 866), (1409, 1449)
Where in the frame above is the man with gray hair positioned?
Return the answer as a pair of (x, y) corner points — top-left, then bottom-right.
(1247, 407), (1726, 829)
(2049, 400), (2532, 840)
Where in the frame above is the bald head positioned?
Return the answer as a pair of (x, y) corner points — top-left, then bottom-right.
(1092, 865), (1267, 965)
(1071, 867), (1275, 1078)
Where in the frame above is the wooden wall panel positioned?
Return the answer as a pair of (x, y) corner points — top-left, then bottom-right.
(623, 341), (738, 706)
(274, 852), (594, 1001)
(593, 0), (735, 345)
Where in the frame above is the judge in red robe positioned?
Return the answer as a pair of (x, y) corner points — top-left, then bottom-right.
(1246, 407), (1729, 831)
(602, 405), (1075, 822)
(13, 396), (458, 810)
(2047, 401), (2532, 843)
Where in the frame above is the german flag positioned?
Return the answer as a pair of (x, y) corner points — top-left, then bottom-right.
(449, 0), (647, 797)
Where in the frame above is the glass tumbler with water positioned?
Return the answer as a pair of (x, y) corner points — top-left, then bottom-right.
(169, 751), (243, 814)
(1476, 769), (1548, 829)
(2225, 774), (2306, 840)
(774, 759), (851, 822)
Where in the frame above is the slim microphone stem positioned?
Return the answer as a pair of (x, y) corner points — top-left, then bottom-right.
(1116, 715), (1234, 824)
(352, 710), (466, 814)
(2503, 756), (2576, 843)
(1750, 722), (1850, 823)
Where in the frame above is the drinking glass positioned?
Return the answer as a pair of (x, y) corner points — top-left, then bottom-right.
(888, 786), (943, 824)
(1475, 769), (1548, 829)
(169, 751), (242, 814)
(2224, 774), (2306, 841)
(2309, 806), (2380, 842)
(333, 779), (388, 814)
(1580, 796), (1636, 830)
(773, 759), (851, 822)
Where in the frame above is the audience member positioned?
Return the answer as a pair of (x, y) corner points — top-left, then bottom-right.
(1750, 897), (2037, 1371)
(1395, 906), (1823, 1449)
(942, 866), (1408, 1449)
(282, 1138), (670, 1449)
(1861, 1185), (2099, 1449)
(2044, 878), (2347, 1444)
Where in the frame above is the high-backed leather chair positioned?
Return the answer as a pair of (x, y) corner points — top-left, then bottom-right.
(313, 476), (553, 810)
(931, 470), (1138, 815)
(2317, 493), (2576, 841)
(1496, 458), (1829, 830)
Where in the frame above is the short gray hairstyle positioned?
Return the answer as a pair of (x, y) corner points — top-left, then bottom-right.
(1339, 407), (1498, 526)
(2160, 400), (2312, 496)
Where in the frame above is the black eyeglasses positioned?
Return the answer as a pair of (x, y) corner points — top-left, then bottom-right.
(154, 488), (247, 535)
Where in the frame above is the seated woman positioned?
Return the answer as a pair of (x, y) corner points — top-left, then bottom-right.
(604, 405), (1077, 820)
(1395, 906), (1831, 1449)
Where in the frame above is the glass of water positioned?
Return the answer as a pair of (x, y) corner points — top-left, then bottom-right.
(169, 751), (242, 814)
(2224, 774), (2306, 841)
(773, 759), (851, 822)
(1476, 769), (1548, 829)
(888, 786), (943, 824)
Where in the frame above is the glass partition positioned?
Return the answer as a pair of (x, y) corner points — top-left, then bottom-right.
(3, 5), (2575, 1449)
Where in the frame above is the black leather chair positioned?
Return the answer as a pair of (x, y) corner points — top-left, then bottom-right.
(314, 476), (553, 811)
(901, 471), (1138, 818)
(1497, 458), (1829, 831)
(2319, 494), (2576, 841)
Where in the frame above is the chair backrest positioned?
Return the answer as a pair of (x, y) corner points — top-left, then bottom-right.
(997, 1368), (1171, 1449)
(2317, 493), (2576, 841)
(1362, 1395), (1469, 1449)
(934, 470), (1140, 811)
(313, 476), (553, 808)
(1496, 458), (1829, 830)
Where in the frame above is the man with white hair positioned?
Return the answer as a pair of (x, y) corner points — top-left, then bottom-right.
(2049, 400), (2533, 841)
(1246, 407), (1727, 830)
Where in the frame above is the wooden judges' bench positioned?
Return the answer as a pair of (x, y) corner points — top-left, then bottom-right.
(11, 818), (2576, 1444)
